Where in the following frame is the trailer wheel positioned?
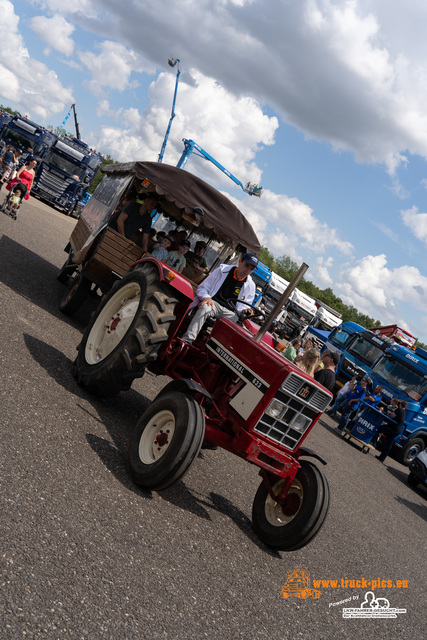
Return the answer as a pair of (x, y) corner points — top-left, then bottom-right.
(127, 391), (205, 491)
(57, 250), (76, 284)
(401, 438), (425, 466)
(59, 274), (91, 315)
(407, 472), (419, 487)
(251, 461), (330, 551)
(72, 264), (178, 396)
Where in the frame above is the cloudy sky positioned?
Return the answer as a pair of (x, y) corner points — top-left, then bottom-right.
(2, 0), (427, 341)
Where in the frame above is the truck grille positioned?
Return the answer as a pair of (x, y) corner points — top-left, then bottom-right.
(254, 372), (331, 450)
(36, 167), (70, 195)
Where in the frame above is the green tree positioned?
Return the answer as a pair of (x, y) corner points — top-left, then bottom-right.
(88, 154), (116, 193)
(0, 104), (20, 116)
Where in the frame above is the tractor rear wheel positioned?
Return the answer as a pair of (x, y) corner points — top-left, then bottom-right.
(252, 460), (330, 551)
(127, 392), (205, 491)
(72, 264), (178, 396)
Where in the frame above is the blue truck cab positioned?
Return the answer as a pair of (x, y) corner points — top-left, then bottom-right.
(335, 330), (390, 389)
(369, 344), (427, 464)
(251, 261), (272, 306)
(323, 321), (365, 358)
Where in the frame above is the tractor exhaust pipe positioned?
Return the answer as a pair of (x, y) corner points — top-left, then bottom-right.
(253, 262), (309, 343)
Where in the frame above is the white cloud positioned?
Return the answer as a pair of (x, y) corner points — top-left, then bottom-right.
(78, 40), (155, 95)
(336, 254), (427, 328)
(30, 14), (75, 56)
(91, 69), (278, 174)
(238, 189), (353, 257)
(0, 1), (73, 118)
(401, 205), (427, 246)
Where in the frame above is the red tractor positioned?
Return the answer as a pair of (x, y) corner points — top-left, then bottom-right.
(68, 162), (332, 551)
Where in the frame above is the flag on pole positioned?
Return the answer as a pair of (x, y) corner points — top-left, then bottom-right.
(60, 108), (71, 128)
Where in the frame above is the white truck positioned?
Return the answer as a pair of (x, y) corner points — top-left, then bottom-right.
(274, 287), (317, 340)
(311, 305), (341, 332)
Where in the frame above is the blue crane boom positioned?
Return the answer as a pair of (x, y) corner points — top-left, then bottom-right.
(176, 138), (262, 197)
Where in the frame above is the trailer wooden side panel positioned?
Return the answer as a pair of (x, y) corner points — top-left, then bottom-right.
(90, 228), (143, 277)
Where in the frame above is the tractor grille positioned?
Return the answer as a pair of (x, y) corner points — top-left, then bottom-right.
(254, 372), (331, 450)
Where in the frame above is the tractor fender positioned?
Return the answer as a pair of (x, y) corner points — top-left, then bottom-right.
(130, 256), (194, 301)
(154, 378), (213, 403)
(296, 447), (327, 466)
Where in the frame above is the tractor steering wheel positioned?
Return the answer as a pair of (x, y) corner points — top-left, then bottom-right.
(227, 299), (266, 324)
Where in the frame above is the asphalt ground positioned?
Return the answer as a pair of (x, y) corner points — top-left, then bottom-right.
(0, 197), (425, 640)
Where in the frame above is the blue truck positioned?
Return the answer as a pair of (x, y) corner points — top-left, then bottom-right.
(334, 329), (390, 389)
(31, 135), (103, 215)
(368, 344), (427, 465)
(323, 321), (365, 358)
(251, 261), (272, 305)
(0, 114), (103, 216)
(0, 114), (55, 160)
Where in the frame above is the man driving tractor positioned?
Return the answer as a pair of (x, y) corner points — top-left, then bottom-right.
(182, 253), (259, 344)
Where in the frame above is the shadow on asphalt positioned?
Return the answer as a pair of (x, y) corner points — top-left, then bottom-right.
(23, 333), (281, 555)
(0, 235), (95, 326)
(23, 332), (152, 497)
(159, 484), (281, 557)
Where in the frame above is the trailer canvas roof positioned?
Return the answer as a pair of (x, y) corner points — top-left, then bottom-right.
(103, 161), (261, 253)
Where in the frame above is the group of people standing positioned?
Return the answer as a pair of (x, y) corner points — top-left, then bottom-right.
(283, 337), (339, 391)
(0, 144), (38, 209)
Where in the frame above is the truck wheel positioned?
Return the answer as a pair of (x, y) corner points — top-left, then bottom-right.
(72, 264), (178, 396)
(59, 274), (91, 316)
(407, 472), (419, 487)
(66, 201), (77, 216)
(251, 460), (330, 551)
(401, 438), (425, 466)
(127, 391), (205, 491)
(57, 250), (76, 284)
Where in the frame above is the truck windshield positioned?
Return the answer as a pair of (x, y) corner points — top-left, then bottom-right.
(289, 301), (315, 323)
(348, 337), (383, 367)
(2, 126), (44, 154)
(331, 328), (352, 348)
(43, 150), (85, 179)
(371, 355), (427, 401)
(252, 273), (269, 290)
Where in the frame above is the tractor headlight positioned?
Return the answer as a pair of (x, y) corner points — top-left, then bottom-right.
(266, 399), (286, 420)
(289, 414), (311, 433)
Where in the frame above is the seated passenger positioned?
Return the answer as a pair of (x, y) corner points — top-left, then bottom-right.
(116, 193), (159, 251)
(185, 240), (209, 275)
(165, 240), (191, 273)
(151, 236), (172, 261)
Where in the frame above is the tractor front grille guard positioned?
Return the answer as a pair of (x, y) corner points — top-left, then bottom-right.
(254, 372), (331, 451)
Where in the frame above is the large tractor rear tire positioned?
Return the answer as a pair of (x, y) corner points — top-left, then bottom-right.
(251, 461), (330, 551)
(72, 264), (178, 396)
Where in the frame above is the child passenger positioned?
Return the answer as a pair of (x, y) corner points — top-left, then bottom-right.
(165, 240), (191, 273)
(151, 235), (172, 261)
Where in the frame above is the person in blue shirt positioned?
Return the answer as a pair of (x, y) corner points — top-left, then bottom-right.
(346, 384), (383, 431)
(336, 378), (369, 432)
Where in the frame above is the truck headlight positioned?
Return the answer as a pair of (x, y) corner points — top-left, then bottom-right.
(266, 400), (286, 420)
(289, 414), (311, 433)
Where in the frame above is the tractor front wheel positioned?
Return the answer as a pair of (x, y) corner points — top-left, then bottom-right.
(252, 460), (330, 551)
(72, 264), (178, 396)
(127, 392), (205, 491)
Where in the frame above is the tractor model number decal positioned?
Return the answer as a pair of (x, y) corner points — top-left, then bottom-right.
(207, 339), (269, 394)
